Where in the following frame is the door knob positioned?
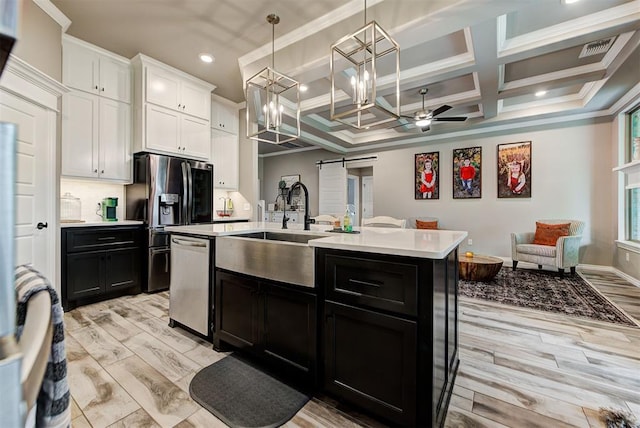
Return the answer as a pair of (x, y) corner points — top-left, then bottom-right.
(36, 222), (48, 230)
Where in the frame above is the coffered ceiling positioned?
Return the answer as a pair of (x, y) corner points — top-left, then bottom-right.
(51, 0), (640, 155)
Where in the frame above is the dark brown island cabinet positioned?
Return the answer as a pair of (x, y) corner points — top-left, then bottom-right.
(61, 225), (143, 310)
(214, 270), (318, 385)
(316, 247), (459, 428)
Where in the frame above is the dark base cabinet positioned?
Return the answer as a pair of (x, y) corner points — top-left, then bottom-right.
(317, 248), (459, 428)
(215, 269), (317, 386)
(62, 226), (143, 310)
(324, 301), (417, 426)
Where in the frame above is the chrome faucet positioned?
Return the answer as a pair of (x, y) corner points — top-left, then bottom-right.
(287, 181), (314, 231)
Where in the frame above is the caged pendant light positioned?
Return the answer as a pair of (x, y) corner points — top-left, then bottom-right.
(330, 0), (400, 129)
(246, 14), (300, 144)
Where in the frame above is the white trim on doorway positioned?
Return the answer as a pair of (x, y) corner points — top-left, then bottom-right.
(1, 54), (67, 293)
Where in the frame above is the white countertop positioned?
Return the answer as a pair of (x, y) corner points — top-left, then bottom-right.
(60, 220), (144, 228)
(212, 217), (251, 222)
(165, 222), (467, 259)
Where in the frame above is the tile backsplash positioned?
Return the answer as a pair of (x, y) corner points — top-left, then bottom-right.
(61, 179), (253, 222)
(214, 189), (252, 220)
(60, 179), (126, 222)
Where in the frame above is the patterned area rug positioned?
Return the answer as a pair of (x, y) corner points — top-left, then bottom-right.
(459, 268), (638, 327)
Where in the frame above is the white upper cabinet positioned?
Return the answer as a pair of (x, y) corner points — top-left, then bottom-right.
(61, 35), (132, 182)
(211, 95), (239, 134)
(62, 91), (131, 182)
(144, 62), (211, 120)
(144, 104), (210, 160)
(181, 80), (211, 120)
(132, 54), (216, 159)
(145, 66), (180, 110)
(62, 34), (131, 103)
(211, 128), (239, 190)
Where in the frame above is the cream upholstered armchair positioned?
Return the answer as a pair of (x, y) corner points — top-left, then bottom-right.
(511, 219), (585, 276)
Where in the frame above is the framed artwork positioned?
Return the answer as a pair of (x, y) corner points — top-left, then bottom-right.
(281, 174), (301, 195)
(281, 174), (300, 188)
(415, 152), (439, 199)
(453, 146), (481, 199)
(497, 141), (531, 198)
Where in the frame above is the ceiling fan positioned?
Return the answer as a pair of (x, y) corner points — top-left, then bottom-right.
(395, 88), (467, 132)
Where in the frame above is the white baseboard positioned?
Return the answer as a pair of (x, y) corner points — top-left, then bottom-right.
(612, 268), (640, 288)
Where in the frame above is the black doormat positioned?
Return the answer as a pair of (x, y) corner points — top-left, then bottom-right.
(189, 354), (310, 428)
(459, 268), (638, 327)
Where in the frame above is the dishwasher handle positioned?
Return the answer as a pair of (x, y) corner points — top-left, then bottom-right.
(171, 237), (207, 248)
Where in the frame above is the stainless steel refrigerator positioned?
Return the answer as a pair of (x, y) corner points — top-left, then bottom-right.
(126, 152), (214, 292)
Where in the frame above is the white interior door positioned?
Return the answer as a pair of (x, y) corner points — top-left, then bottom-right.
(318, 163), (347, 217)
(347, 174), (360, 226)
(362, 175), (373, 219)
(0, 90), (54, 284)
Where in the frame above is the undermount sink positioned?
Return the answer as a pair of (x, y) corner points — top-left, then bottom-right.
(215, 231), (325, 288)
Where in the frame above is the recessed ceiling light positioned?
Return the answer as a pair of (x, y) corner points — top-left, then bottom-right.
(562, 0), (580, 4)
(199, 53), (215, 63)
(535, 90), (547, 97)
(300, 84), (308, 92)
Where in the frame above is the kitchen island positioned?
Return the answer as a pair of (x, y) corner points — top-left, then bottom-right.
(165, 222), (466, 427)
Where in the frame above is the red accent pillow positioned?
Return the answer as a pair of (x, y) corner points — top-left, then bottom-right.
(416, 219), (438, 229)
(532, 222), (570, 246)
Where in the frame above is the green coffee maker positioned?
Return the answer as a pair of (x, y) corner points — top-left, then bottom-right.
(100, 197), (118, 221)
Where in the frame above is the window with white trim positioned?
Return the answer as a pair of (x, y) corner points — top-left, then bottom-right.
(628, 105), (639, 242)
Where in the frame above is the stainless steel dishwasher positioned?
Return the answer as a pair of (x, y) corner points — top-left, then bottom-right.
(169, 235), (210, 336)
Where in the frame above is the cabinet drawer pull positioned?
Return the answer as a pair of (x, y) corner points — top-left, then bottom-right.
(336, 288), (362, 297)
(348, 278), (383, 288)
(98, 236), (116, 241)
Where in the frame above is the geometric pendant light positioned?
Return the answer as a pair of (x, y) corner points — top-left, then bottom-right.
(330, 1), (400, 129)
(246, 14), (300, 144)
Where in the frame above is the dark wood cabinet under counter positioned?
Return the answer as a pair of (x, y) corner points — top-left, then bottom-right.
(215, 269), (317, 386)
(61, 225), (143, 310)
(316, 247), (459, 428)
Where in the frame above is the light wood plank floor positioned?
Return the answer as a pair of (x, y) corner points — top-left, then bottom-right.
(64, 269), (640, 427)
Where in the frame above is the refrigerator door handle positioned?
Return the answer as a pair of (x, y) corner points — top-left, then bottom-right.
(181, 162), (189, 225)
(186, 162), (193, 224)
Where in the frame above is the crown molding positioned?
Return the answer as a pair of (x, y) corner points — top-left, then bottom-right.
(1, 55), (69, 111)
(497, 1), (640, 58)
(32, 0), (71, 32)
(238, 0), (385, 70)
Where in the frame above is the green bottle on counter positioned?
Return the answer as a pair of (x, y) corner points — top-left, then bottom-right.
(343, 206), (352, 232)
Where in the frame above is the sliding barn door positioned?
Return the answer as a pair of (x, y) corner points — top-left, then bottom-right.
(318, 163), (347, 217)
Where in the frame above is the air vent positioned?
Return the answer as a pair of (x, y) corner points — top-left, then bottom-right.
(579, 36), (616, 58)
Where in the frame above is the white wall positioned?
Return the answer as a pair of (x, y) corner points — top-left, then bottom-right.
(13, 0), (62, 81)
(262, 121), (615, 266)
